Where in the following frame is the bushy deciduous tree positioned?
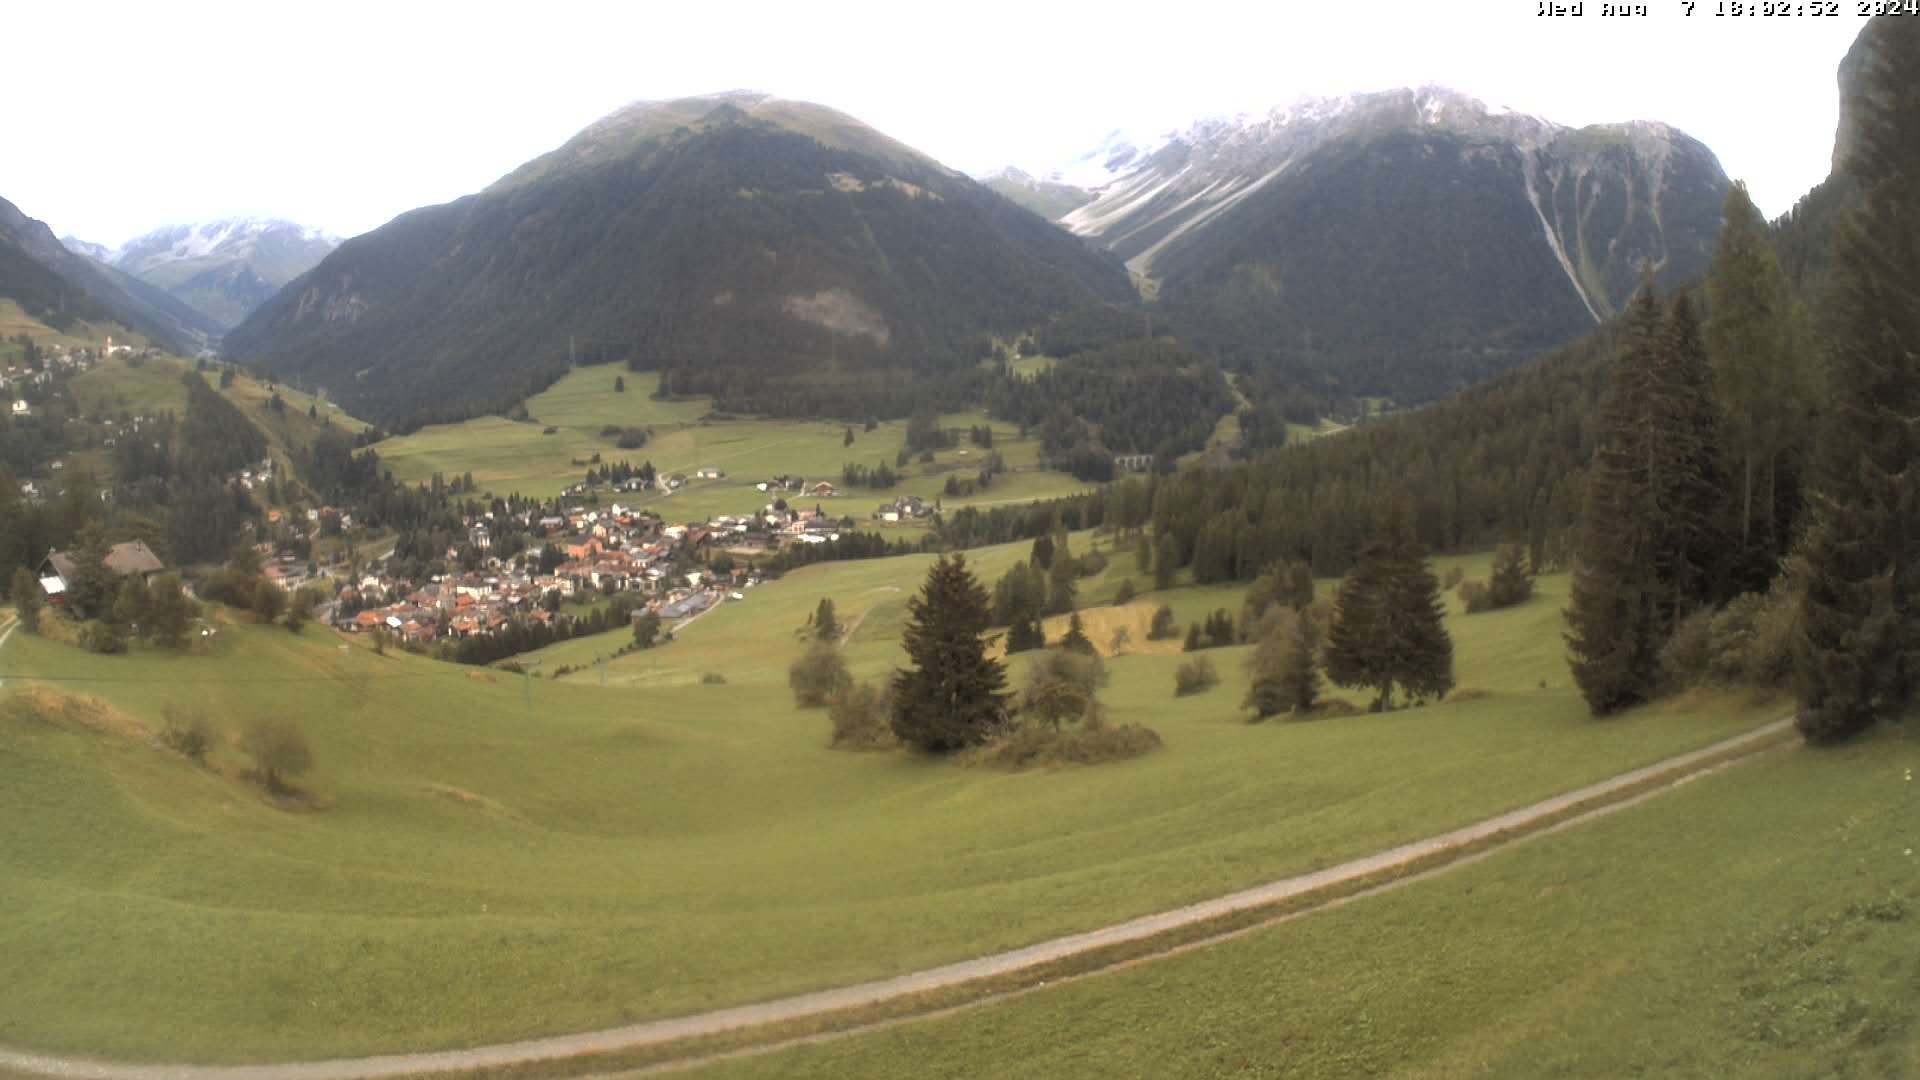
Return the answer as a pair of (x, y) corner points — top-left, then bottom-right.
(788, 642), (852, 708)
(241, 717), (313, 794)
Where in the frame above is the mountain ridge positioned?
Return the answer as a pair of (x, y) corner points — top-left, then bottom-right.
(225, 93), (1134, 424)
(987, 85), (1729, 399)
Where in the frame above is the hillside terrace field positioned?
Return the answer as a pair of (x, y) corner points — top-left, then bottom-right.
(0, 546), (1791, 1063)
(369, 368), (1096, 517)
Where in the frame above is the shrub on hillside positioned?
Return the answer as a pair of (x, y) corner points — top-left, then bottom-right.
(240, 717), (313, 795)
(1174, 656), (1220, 697)
(1147, 604), (1177, 640)
(1442, 566), (1466, 589)
(701, 672), (728, 685)
(1660, 609), (1716, 688)
(1459, 579), (1493, 613)
(1113, 578), (1137, 606)
(1487, 544), (1535, 607)
(81, 619), (128, 655)
(967, 711), (1161, 769)
(788, 642), (851, 708)
(828, 681), (895, 750)
(1663, 586), (1801, 690)
(1707, 587), (1798, 687)
(160, 707), (214, 763)
(1022, 649), (1108, 729)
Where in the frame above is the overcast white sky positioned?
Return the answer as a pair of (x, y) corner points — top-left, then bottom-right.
(10, 1), (1870, 247)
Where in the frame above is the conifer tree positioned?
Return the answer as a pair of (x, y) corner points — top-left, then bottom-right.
(810, 597), (841, 641)
(10, 566), (42, 635)
(147, 574), (190, 649)
(1567, 285), (1666, 714)
(1488, 544), (1534, 608)
(1793, 21), (1920, 743)
(1046, 548), (1077, 615)
(1147, 604), (1177, 640)
(1246, 608), (1322, 719)
(1325, 532), (1394, 709)
(1154, 533), (1179, 590)
(890, 555), (1009, 752)
(1006, 613), (1045, 654)
(1383, 513), (1454, 705)
(65, 533), (116, 619)
(1030, 533), (1055, 570)
(114, 576), (152, 640)
(1705, 182), (1810, 582)
(1279, 606), (1324, 713)
(1059, 612), (1094, 654)
(1649, 291), (1729, 620)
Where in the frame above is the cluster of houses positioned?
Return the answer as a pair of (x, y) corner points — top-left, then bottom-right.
(755, 474), (838, 498)
(4, 340), (159, 416)
(330, 496), (851, 644)
(873, 494), (935, 523)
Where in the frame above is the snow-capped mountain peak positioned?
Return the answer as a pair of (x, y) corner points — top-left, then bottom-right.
(99, 218), (343, 332)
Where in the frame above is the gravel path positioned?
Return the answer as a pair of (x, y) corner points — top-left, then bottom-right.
(0, 615), (18, 686)
(0, 717), (1798, 1080)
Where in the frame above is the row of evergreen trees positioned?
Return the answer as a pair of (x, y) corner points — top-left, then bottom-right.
(1569, 21), (1919, 742)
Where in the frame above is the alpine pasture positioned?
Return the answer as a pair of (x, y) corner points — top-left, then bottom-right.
(0, 547), (1789, 1063)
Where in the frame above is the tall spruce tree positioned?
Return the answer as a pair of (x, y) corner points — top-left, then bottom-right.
(1325, 510), (1453, 710)
(1567, 284), (1666, 715)
(1705, 182), (1811, 585)
(1792, 20), (1920, 743)
(1326, 533), (1394, 709)
(1649, 292), (1729, 620)
(810, 597), (841, 641)
(1383, 512), (1455, 705)
(890, 554), (1010, 752)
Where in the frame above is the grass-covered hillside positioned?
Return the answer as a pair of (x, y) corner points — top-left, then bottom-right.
(372, 368), (1093, 514)
(66, 354), (368, 476)
(0, 546), (1789, 1063)
(692, 718), (1918, 1080)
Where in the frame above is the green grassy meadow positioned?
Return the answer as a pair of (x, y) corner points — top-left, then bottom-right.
(0, 545), (1790, 1062)
(691, 722), (1920, 1080)
(370, 368), (1094, 514)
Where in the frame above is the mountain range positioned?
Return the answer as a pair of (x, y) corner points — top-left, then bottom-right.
(0, 196), (222, 353)
(7, 84), (1739, 423)
(988, 87), (1730, 398)
(60, 220), (339, 332)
